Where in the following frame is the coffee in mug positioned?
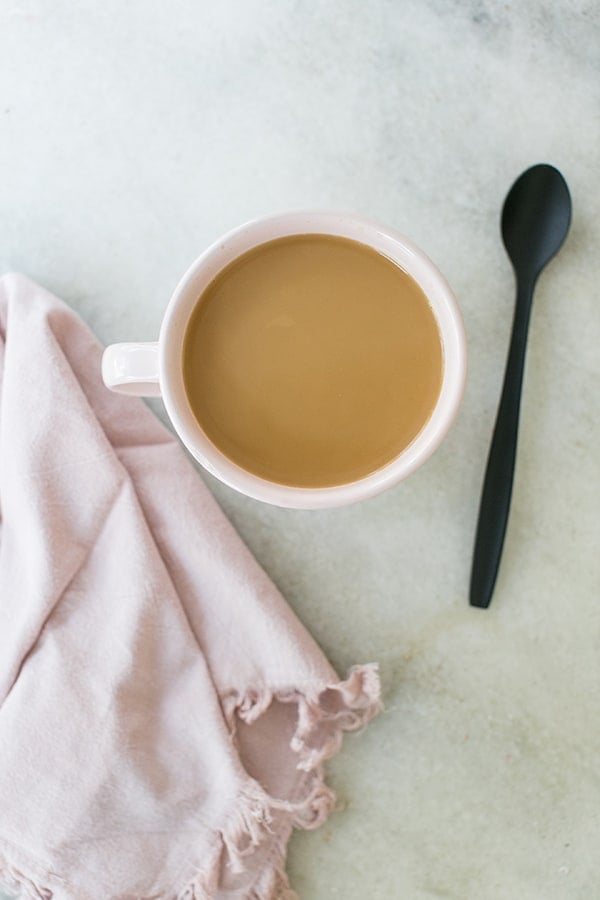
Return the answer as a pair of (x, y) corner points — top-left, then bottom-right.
(182, 234), (443, 488)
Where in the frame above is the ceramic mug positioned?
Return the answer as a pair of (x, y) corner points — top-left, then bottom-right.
(102, 211), (467, 509)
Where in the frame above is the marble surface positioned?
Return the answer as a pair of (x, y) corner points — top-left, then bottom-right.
(1, 1), (599, 897)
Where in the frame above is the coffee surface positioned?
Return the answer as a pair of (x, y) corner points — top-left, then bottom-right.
(182, 234), (443, 487)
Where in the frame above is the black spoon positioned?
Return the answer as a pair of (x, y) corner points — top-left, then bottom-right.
(470, 164), (572, 609)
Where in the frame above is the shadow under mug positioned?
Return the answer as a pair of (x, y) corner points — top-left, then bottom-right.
(102, 211), (467, 509)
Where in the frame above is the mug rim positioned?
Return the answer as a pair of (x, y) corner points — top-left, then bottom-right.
(158, 209), (467, 509)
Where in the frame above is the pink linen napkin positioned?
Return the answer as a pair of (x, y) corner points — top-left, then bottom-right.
(0, 274), (380, 900)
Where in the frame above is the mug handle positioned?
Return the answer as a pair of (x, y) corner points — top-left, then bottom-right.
(102, 342), (161, 396)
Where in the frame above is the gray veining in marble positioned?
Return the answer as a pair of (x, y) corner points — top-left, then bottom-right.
(1, 1), (599, 898)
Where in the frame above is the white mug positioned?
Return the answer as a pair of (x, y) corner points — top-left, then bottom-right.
(102, 211), (467, 509)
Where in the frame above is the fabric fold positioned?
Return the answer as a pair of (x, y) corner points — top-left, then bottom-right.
(0, 274), (380, 899)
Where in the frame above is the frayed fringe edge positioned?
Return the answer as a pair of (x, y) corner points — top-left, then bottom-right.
(0, 665), (381, 900)
(223, 663), (382, 773)
(215, 664), (380, 897)
(176, 820), (299, 900)
(177, 664), (381, 899)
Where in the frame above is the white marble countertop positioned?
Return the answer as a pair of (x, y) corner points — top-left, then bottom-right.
(1, 2), (599, 898)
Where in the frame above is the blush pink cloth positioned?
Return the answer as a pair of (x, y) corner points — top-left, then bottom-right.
(0, 274), (380, 900)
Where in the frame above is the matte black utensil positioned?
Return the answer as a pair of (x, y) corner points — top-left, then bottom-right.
(470, 164), (572, 609)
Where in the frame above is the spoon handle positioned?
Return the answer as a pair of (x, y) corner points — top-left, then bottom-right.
(469, 279), (534, 608)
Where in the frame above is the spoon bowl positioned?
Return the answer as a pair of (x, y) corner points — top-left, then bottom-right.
(502, 163), (572, 282)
